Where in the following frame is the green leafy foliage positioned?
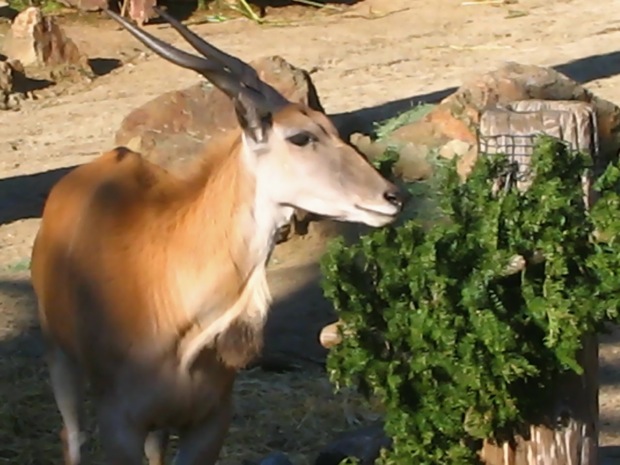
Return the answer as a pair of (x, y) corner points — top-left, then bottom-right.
(373, 104), (436, 141)
(321, 137), (620, 465)
(7, 0), (63, 13)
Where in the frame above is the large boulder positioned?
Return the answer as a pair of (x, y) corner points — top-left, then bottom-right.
(116, 55), (323, 174)
(2, 7), (93, 79)
(376, 62), (620, 178)
(56, 0), (155, 25)
(115, 55), (325, 241)
(0, 57), (28, 110)
(56, 0), (107, 12)
(0, 59), (18, 110)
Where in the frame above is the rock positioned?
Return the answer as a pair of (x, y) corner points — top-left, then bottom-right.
(116, 55), (323, 173)
(55, 0), (155, 25)
(0, 58), (27, 110)
(56, 0), (107, 12)
(349, 133), (433, 182)
(391, 119), (447, 148)
(350, 133), (387, 163)
(439, 139), (473, 160)
(60, 0), (156, 25)
(0, 0), (17, 17)
(2, 7), (93, 79)
(383, 62), (620, 178)
(115, 55), (324, 242)
(0, 60), (17, 110)
(0, 60), (14, 93)
(256, 451), (294, 465)
(396, 142), (435, 180)
(125, 0), (156, 26)
(314, 423), (392, 465)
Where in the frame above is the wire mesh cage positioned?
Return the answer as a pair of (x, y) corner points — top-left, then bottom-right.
(478, 132), (540, 191)
(477, 100), (600, 197)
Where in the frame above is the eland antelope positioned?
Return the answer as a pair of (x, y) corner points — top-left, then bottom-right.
(30, 8), (407, 465)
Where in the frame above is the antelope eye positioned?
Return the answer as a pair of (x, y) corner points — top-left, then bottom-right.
(287, 132), (316, 147)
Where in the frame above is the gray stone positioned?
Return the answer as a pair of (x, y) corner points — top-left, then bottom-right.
(2, 7), (92, 79)
(0, 58), (27, 110)
(314, 423), (391, 465)
(257, 451), (294, 465)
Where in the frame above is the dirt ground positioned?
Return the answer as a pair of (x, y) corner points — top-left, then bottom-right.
(1, 0), (619, 463)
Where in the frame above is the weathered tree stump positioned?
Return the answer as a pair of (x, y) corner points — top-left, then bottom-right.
(479, 335), (598, 465)
(474, 100), (600, 465)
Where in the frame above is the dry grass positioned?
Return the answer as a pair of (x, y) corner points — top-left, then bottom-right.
(0, 343), (381, 465)
(226, 368), (382, 464)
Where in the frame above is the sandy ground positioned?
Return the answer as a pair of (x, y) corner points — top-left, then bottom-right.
(0, 0), (619, 462)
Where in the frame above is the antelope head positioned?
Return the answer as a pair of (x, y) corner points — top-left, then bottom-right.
(107, 8), (407, 227)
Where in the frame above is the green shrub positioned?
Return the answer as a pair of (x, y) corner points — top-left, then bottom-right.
(321, 137), (620, 465)
(7, 0), (63, 13)
(373, 104), (436, 141)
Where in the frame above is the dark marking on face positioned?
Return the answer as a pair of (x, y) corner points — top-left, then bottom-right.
(316, 123), (329, 137)
(114, 147), (134, 162)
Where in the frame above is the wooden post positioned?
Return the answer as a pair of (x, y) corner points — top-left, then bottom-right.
(477, 101), (601, 465)
(479, 335), (599, 465)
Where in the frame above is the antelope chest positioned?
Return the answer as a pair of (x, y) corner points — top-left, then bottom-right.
(117, 352), (236, 430)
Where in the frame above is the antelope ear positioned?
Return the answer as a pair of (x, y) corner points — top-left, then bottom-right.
(234, 92), (273, 152)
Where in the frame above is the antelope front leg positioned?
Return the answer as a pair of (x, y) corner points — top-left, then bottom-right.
(145, 429), (169, 465)
(96, 397), (147, 465)
(173, 396), (232, 465)
(120, 0), (129, 18)
(47, 347), (86, 465)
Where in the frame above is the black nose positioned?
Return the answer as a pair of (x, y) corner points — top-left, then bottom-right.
(383, 187), (409, 209)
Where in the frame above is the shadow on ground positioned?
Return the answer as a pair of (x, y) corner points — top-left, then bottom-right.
(15, 76), (55, 94)
(139, 0), (362, 24)
(602, 446), (620, 465)
(555, 51), (620, 86)
(88, 58), (123, 77)
(600, 326), (620, 388)
(0, 278), (41, 356)
(331, 87), (456, 139)
(333, 50), (620, 139)
(0, 166), (75, 227)
(0, 261), (333, 366)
